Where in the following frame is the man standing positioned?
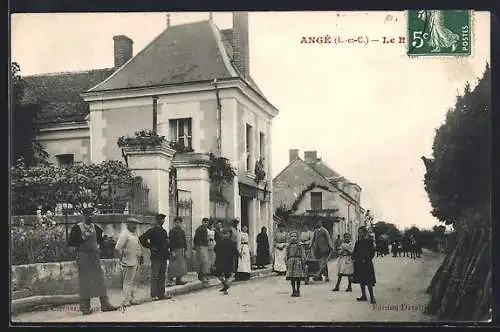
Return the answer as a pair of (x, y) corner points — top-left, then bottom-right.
(139, 213), (171, 301)
(167, 216), (188, 286)
(68, 208), (118, 315)
(193, 217), (210, 283)
(115, 218), (143, 307)
(311, 219), (334, 282)
(230, 219), (241, 274)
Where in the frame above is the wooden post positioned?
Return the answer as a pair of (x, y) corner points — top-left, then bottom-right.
(152, 96), (158, 134)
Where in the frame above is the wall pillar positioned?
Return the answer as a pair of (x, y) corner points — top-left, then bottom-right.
(123, 143), (175, 230)
(173, 153), (211, 240)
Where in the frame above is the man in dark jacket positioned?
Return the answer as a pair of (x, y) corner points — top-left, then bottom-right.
(68, 208), (118, 315)
(139, 213), (171, 301)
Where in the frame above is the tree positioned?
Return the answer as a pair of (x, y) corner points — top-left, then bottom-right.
(373, 221), (401, 241)
(422, 64), (490, 225)
(11, 62), (47, 166)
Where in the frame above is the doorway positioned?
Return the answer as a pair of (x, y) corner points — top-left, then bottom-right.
(240, 196), (250, 230)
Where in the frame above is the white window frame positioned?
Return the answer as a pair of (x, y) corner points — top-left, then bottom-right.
(169, 118), (193, 149)
(245, 124), (253, 171)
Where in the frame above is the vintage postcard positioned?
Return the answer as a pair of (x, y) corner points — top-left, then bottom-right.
(10, 11), (491, 324)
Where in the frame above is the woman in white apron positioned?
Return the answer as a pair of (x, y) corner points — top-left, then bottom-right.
(273, 223), (288, 275)
(236, 225), (251, 281)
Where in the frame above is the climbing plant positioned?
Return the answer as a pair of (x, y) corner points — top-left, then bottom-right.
(254, 156), (266, 183)
(274, 182), (331, 218)
(208, 153), (236, 202)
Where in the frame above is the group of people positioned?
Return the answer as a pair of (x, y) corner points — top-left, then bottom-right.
(272, 219), (377, 304)
(390, 235), (422, 258)
(192, 218), (271, 294)
(69, 209), (273, 315)
(69, 209), (191, 314)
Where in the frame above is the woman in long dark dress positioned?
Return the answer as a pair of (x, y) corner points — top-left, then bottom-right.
(352, 226), (376, 304)
(256, 227), (270, 269)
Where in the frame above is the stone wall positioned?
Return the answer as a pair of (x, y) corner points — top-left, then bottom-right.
(11, 259), (151, 296)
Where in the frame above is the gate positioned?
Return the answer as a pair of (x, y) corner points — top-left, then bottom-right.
(172, 189), (194, 271)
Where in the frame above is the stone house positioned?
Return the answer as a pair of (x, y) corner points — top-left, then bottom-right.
(21, 13), (279, 257)
(273, 149), (365, 241)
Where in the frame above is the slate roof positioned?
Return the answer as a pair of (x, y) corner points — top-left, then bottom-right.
(89, 20), (266, 97)
(309, 160), (342, 180)
(23, 19), (267, 124)
(21, 68), (114, 124)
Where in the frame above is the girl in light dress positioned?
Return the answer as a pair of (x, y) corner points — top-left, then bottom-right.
(273, 223), (288, 275)
(332, 232), (354, 292)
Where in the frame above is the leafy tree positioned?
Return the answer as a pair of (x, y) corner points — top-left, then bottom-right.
(422, 64), (490, 225)
(11, 62), (48, 166)
(373, 221), (401, 241)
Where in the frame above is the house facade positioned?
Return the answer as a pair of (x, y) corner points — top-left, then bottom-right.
(273, 149), (365, 241)
(23, 13), (278, 257)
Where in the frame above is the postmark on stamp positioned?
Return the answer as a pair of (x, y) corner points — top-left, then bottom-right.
(407, 10), (472, 56)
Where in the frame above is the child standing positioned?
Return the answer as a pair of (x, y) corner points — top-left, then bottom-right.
(332, 232), (354, 292)
(286, 231), (307, 297)
(214, 227), (238, 295)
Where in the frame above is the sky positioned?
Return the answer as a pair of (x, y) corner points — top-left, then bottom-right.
(11, 11), (490, 230)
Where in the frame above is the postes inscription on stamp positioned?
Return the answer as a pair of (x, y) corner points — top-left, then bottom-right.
(407, 10), (471, 56)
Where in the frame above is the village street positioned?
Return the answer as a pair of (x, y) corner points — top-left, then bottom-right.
(13, 250), (443, 323)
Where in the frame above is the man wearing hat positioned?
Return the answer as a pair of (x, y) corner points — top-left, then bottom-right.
(115, 217), (144, 307)
(139, 213), (172, 301)
(167, 216), (188, 286)
(193, 217), (211, 283)
(68, 207), (118, 315)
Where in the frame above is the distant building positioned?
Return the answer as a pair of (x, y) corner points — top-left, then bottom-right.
(273, 149), (365, 240)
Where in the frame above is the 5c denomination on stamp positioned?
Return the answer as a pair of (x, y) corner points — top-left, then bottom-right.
(407, 10), (471, 56)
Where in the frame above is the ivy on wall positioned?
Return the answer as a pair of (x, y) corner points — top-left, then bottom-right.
(274, 182), (331, 218)
(208, 153), (236, 203)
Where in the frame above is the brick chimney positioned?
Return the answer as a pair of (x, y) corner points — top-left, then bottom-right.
(232, 12), (249, 79)
(304, 151), (318, 164)
(289, 149), (299, 163)
(113, 35), (133, 70)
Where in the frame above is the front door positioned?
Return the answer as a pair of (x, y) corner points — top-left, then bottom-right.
(240, 197), (250, 230)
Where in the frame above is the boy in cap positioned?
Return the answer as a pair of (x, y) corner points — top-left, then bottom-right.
(139, 213), (172, 301)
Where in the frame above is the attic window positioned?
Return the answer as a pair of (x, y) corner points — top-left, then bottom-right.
(56, 154), (74, 167)
(310, 192), (323, 211)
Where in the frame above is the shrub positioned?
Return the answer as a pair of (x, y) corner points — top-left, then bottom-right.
(11, 225), (77, 265)
(11, 222), (118, 265)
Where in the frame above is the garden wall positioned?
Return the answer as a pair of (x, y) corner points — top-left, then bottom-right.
(11, 259), (151, 298)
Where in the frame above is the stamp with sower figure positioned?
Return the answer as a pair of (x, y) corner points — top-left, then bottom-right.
(407, 10), (472, 56)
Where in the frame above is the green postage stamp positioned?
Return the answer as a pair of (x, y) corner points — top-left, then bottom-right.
(407, 10), (472, 56)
